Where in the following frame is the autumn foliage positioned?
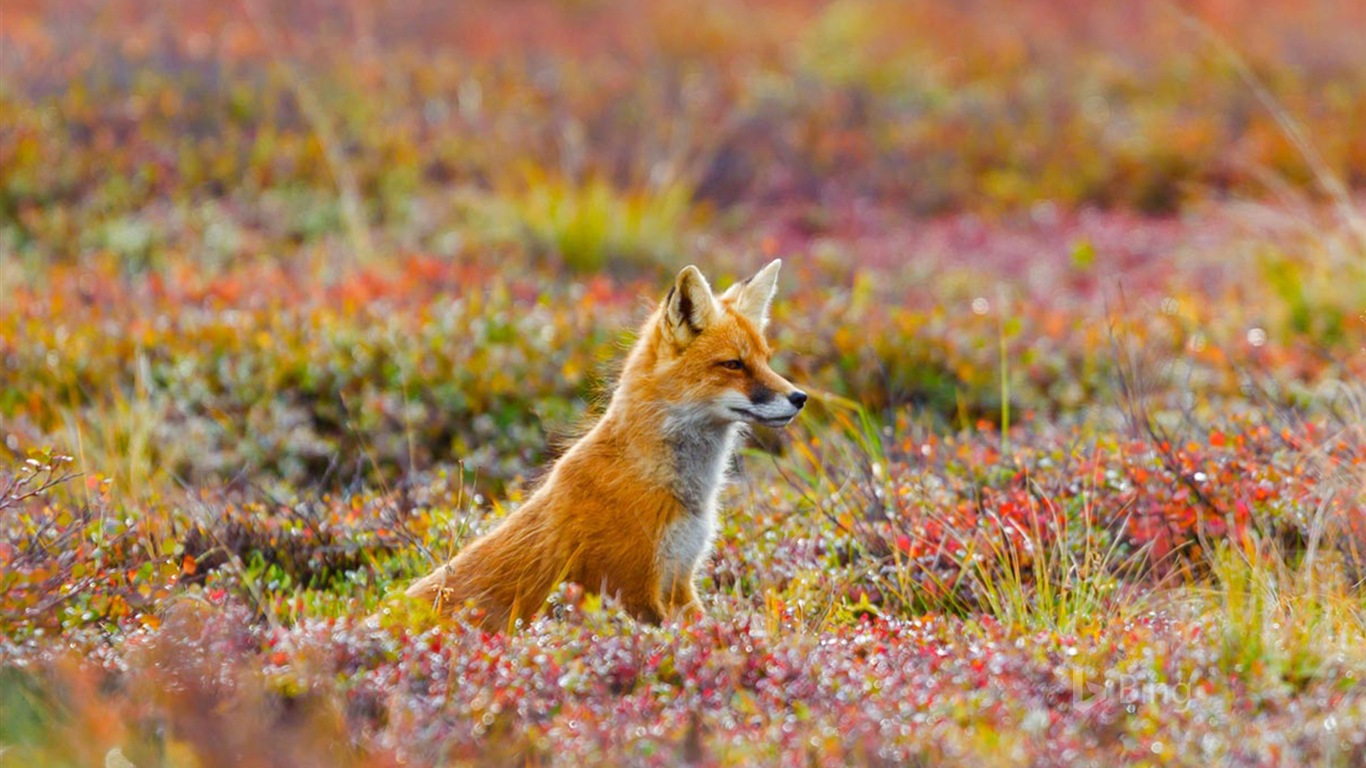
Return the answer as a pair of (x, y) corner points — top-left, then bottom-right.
(2, 0), (1366, 765)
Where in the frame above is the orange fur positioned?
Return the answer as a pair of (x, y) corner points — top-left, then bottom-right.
(405, 260), (806, 630)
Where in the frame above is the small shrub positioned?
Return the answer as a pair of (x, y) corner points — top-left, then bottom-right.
(479, 169), (699, 273)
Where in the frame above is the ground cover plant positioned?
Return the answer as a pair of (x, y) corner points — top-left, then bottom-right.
(2, 0), (1366, 765)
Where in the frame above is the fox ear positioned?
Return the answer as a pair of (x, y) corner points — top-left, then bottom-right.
(721, 258), (781, 329)
(662, 265), (719, 346)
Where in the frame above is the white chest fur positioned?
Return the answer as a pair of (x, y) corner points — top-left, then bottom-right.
(657, 509), (717, 590)
(656, 412), (740, 589)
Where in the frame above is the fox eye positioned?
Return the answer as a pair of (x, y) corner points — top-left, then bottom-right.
(717, 359), (745, 371)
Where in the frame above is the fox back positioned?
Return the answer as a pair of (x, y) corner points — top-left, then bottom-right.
(405, 259), (806, 630)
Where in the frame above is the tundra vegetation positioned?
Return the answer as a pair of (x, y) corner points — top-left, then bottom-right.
(2, 1), (1366, 765)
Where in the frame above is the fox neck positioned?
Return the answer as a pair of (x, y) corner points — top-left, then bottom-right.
(586, 322), (741, 514)
(598, 390), (740, 517)
(659, 408), (740, 515)
(598, 358), (743, 513)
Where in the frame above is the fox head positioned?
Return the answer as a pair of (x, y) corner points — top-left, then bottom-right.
(633, 259), (807, 428)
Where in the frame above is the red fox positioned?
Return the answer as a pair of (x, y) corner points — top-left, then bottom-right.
(405, 259), (806, 629)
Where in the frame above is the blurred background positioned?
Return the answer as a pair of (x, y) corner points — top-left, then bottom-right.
(3, 0), (1365, 491)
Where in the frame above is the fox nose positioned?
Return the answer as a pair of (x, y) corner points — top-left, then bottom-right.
(787, 390), (808, 409)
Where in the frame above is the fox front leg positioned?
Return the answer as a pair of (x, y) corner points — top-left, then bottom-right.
(666, 578), (703, 621)
(622, 596), (668, 625)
